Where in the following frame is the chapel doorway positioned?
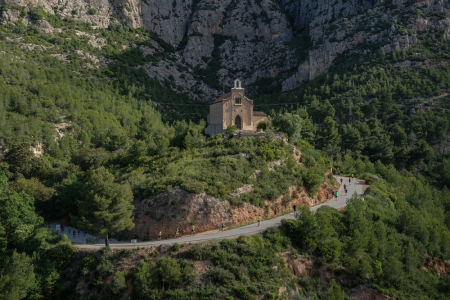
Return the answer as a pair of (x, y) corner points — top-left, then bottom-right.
(235, 115), (242, 130)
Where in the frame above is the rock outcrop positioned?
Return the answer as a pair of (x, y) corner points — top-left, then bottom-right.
(115, 181), (333, 241)
(2, 0), (450, 99)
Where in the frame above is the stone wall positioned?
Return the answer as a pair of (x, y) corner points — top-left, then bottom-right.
(252, 115), (266, 130)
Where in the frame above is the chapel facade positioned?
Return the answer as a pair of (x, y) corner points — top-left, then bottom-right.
(205, 79), (267, 136)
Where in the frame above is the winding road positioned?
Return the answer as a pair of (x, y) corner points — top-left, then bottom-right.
(51, 176), (365, 249)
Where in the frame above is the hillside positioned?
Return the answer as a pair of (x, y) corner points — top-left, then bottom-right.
(1, 0), (450, 299)
(3, 166), (450, 299)
(3, 0), (450, 101)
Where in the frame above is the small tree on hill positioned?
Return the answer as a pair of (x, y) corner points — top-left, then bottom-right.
(73, 167), (134, 246)
(226, 125), (237, 136)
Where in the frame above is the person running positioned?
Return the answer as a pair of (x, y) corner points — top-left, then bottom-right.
(335, 170), (338, 175)
(72, 230), (76, 239)
(345, 188), (348, 195)
(257, 215), (261, 227)
(274, 208), (277, 216)
(335, 191), (338, 199)
(344, 184), (347, 190)
(349, 177), (351, 185)
(221, 222), (225, 232)
(340, 178), (343, 185)
(68, 227), (71, 235)
(159, 231), (162, 240)
(176, 227), (180, 238)
(191, 225), (195, 236)
(61, 224), (65, 233)
(326, 194), (329, 201)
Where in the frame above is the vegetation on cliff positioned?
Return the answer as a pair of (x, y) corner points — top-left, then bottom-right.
(1, 3), (450, 300)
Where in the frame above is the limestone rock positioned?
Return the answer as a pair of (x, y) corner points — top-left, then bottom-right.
(1, 8), (21, 23)
(2, 0), (450, 99)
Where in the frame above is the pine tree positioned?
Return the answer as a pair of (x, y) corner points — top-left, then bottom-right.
(316, 116), (340, 156)
(73, 167), (134, 246)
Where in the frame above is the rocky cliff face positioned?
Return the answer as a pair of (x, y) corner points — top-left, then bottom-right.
(115, 181), (333, 241)
(2, 0), (450, 99)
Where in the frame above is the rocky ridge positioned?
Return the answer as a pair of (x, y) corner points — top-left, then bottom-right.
(3, 0), (450, 100)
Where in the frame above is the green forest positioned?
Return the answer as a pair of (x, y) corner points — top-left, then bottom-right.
(1, 5), (450, 300)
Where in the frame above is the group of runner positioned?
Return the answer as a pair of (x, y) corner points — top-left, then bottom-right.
(168, 222), (226, 240)
(329, 174), (355, 200)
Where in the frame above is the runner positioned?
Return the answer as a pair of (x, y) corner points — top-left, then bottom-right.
(274, 208), (277, 216)
(191, 225), (195, 236)
(335, 191), (338, 200)
(344, 184), (347, 190)
(176, 227), (180, 238)
(349, 177), (351, 185)
(72, 230), (76, 239)
(326, 194), (329, 201)
(340, 178), (343, 185)
(159, 231), (162, 240)
(345, 188), (348, 195)
(257, 215), (261, 227)
(68, 227), (71, 235)
(221, 222), (225, 232)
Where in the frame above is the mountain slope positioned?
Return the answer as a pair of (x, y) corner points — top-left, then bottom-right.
(3, 0), (450, 101)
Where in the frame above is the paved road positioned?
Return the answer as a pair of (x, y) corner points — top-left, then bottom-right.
(73, 176), (365, 249)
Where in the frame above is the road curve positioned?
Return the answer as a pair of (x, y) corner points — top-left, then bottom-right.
(68, 176), (365, 249)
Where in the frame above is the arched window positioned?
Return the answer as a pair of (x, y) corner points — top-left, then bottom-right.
(235, 115), (242, 130)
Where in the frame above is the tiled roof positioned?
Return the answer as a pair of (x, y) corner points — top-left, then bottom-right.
(211, 93), (231, 104)
(253, 111), (267, 116)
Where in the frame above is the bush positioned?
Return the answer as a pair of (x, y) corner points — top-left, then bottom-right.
(29, 7), (46, 21)
(226, 125), (237, 136)
(156, 257), (182, 288)
(303, 167), (322, 196)
(42, 240), (75, 268)
(97, 257), (114, 276)
(184, 244), (213, 260)
(207, 267), (235, 284)
(171, 243), (180, 252)
(77, 255), (98, 276)
(234, 286), (255, 300)
(108, 271), (127, 297)
(133, 260), (154, 298)
(119, 248), (131, 258)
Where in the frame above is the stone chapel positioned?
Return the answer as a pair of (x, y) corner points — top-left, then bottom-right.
(205, 79), (267, 136)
